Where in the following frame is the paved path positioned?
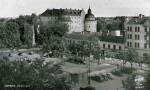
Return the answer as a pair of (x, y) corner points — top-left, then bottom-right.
(89, 58), (150, 71)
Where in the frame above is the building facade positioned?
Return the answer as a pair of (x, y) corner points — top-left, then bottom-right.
(125, 14), (150, 56)
(40, 7), (97, 33)
(100, 36), (125, 56)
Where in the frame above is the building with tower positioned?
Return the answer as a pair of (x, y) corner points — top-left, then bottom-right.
(39, 7), (97, 33)
(84, 7), (97, 33)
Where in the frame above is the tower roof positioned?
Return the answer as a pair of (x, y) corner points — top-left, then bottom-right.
(85, 7), (95, 19)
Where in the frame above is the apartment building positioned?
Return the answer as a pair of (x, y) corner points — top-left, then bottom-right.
(125, 14), (150, 56)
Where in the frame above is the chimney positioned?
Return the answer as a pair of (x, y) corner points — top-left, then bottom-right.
(139, 14), (143, 18)
(142, 15), (145, 17)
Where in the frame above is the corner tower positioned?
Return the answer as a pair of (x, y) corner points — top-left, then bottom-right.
(84, 7), (97, 33)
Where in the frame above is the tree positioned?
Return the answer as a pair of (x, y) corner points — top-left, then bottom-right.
(39, 23), (68, 54)
(118, 50), (128, 67)
(4, 20), (21, 47)
(126, 48), (137, 68)
(144, 72), (150, 90)
(0, 58), (71, 90)
(97, 19), (107, 32)
(93, 46), (102, 64)
(122, 74), (136, 90)
(23, 23), (33, 47)
(135, 56), (144, 69)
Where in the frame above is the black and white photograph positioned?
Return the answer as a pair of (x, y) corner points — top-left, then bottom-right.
(0, 0), (150, 90)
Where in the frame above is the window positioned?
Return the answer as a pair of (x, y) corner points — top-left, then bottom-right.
(103, 44), (105, 48)
(127, 42), (130, 47)
(135, 35), (137, 40)
(113, 45), (116, 49)
(130, 42), (132, 47)
(138, 35), (140, 40)
(135, 27), (137, 32)
(145, 27), (147, 32)
(128, 26), (130, 31)
(138, 43), (140, 48)
(130, 34), (132, 39)
(130, 27), (132, 32)
(119, 46), (122, 50)
(108, 44), (110, 49)
(138, 27), (140, 32)
(135, 43), (137, 48)
(82, 74), (84, 78)
(144, 43), (147, 49)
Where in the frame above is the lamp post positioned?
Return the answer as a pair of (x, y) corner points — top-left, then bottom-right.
(88, 43), (92, 84)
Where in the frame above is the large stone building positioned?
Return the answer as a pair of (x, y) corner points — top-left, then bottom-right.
(125, 14), (150, 56)
(84, 7), (97, 33)
(40, 7), (97, 33)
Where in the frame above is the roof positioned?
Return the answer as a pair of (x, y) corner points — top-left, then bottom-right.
(126, 17), (150, 25)
(85, 7), (95, 19)
(63, 67), (87, 74)
(85, 13), (94, 19)
(40, 8), (82, 16)
(64, 34), (98, 41)
(100, 36), (125, 43)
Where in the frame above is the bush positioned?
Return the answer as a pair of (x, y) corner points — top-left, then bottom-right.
(106, 73), (113, 79)
(18, 52), (23, 56)
(90, 76), (103, 82)
(67, 56), (84, 64)
(120, 67), (134, 74)
(80, 86), (95, 90)
(28, 52), (33, 55)
(111, 71), (123, 77)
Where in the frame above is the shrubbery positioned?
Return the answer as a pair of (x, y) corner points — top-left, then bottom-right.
(80, 86), (95, 90)
(90, 74), (113, 83)
(120, 67), (134, 74)
(18, 52), (23, 56)
(67, 56), (84, 64)
(111, 67), (134, 77)
(111, 71), (123, 77)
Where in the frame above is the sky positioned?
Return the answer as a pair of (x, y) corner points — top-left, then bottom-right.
(0, 0), (150, 18)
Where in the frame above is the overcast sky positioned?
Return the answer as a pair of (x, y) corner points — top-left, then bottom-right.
(0, 0), (150, 17)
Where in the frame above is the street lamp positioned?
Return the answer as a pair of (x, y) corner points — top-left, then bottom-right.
(88, 43), (92, 84)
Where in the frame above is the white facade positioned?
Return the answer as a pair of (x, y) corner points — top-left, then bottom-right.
(125, 16), (150, 56)
(101, 41), (124, 51)
(84, 21), (97, 32)
(40, 8), (97, 33)
(110, 30), (122, 36)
